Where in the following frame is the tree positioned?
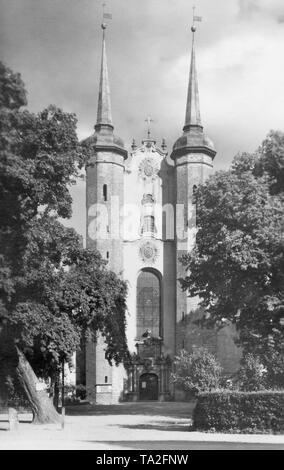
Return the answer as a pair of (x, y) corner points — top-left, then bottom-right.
(0, 62), (129, 423)
(180, 133), (284, 386)
(172, 348), (223, 396)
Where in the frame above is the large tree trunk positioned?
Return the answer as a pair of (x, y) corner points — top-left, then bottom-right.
(15, 346), (60, 424)
(0, 326), (17, 407)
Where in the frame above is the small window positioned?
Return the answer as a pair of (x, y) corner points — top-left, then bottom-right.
(103, 184), (107, 202)
(106, 225), (110, 233)
(105, 376), (108, 384)
(192, 185), (197, 204)
(106, 251), (109, 259)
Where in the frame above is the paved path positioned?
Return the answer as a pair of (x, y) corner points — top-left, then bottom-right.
(0, 402), (283, 450)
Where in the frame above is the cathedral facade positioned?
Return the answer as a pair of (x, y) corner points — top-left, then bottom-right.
(79, 22), (241, 404)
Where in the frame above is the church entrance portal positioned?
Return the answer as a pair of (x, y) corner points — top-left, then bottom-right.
(139, 373), (158, 401)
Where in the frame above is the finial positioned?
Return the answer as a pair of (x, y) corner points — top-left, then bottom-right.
(131, 138), (137, 151)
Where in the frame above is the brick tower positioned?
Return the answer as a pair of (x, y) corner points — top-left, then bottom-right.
(171, 24), (216, 354)
(83, 22), (127, 404)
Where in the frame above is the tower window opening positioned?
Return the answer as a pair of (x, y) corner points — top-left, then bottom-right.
(142, 215), (156, 235)
(103, 184), (108, 202)
(105, 376), (108, 383)
(106, 251), (109, 259)
(107, 225), (110, 233)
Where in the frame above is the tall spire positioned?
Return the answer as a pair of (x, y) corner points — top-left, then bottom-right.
(183, 25), (202, 132)
(95, 23), (113, 130)
(171, 13), (216, 162)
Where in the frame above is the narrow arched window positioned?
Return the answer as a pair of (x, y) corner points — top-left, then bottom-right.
(103, 184), (107, 202)
(192, 185), (197, 204)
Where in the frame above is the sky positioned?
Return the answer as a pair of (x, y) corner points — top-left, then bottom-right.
(1, 0), (284, 238)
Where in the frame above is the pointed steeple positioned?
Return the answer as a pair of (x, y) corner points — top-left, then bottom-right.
(82, 21), (126, 159)
(183, 26), (202, 131)
(171, 22), (216, 161)
(95, 23), (113, 131)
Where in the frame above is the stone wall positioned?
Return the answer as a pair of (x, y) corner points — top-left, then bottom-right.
(85, 149), (125, 404)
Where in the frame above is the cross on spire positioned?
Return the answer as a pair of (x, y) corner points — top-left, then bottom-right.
(145, 116), (154, 138)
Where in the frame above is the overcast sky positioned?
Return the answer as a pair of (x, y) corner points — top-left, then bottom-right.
(1, 0), (284, 238)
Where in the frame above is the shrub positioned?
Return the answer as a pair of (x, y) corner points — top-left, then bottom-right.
(193, 390), (284, 433)
(64, 384), (87, 405)
(238, 354), (268, 391)
(264, 350), (284, 389)
(171, 348), (223, 396)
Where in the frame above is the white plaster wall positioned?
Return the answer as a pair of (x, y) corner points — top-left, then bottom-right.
(122, 141), (175, 355)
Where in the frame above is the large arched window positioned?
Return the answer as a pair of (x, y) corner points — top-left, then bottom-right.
(136, 270), (160, 338)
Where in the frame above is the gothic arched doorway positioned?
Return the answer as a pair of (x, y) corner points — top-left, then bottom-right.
(139, 373), (158, 401)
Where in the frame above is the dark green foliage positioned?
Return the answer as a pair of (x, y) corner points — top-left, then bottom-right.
(171, 348), (223, 396)
(193, 391), (284, 433)
(0, 62), (27, 110)
(0, 61), (129, 397)
(257, 131), (284, 195)
(180, 134), (284, 382)
(237, 351), (284, 391)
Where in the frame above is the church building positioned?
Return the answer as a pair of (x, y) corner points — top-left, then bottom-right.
(78, 20), (241, 404)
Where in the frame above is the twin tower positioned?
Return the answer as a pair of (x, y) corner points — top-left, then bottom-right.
(80, 22), (233, 404)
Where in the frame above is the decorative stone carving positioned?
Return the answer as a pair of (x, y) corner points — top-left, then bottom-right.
(141, 193), (155, 205)
(139, 241), (158, 264)
(139, 158), (159, 180)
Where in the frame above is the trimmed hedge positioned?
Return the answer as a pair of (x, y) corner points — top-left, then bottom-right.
(193, 390), (284, 433)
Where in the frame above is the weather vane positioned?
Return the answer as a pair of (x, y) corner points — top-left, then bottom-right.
(101, 2), (112, 29)
(145, 116), (154, 139)
(191, 5), (202, 33)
